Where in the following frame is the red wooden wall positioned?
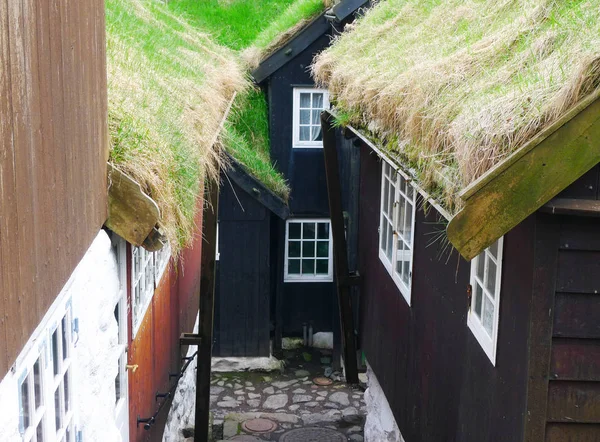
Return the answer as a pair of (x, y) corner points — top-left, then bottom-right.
(0, 0), (108, 376)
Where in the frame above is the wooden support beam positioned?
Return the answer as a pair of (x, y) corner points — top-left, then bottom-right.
(541, 198), (600, 217)
(321, 111), (359, 385)
(194, 176), (219, 442)
(179, 333), (203, 346)
(448, 92), (600, 260)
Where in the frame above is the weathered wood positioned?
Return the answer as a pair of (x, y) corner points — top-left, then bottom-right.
(554, 294), (600, 339)
(106, 164), (160, 247)
(541, 198), (600, 217)
(547, 381), (600, 423)
(523, 214), (560, 442)
(141, 227), (167, 252)
(448, 93), (600, 260)
(322, 111), (359, 384)
(545, 423), (600, 442)
(331, 0), (369, 21)
(551, 339), (600, 381)
(556, 251), (600, 294)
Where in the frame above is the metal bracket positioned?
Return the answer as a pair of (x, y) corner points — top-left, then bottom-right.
(180, 333), (202, 346)
(137, 416), (155, 430)
(155, 391), (171, 402)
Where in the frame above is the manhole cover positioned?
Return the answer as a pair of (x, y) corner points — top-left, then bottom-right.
(241, 418), (277, 434)
(313, 376), (333, 386)
(279, 427), (346, 442)
(228, 436), (263, 441)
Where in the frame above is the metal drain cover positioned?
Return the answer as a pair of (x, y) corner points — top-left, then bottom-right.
(313, 376), (333, 386)
(228, 436), (263, 441)
(279, 427), (346, 441)
(241, 418), (277, 434)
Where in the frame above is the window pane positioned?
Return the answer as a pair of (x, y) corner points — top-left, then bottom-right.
(289, 223), (301, 239)
(64, 370), (70, 413)
(20, 375), (30, 429)
(311, 125), (322, 142)
(317, 241), (329, 258)
(299, 109), (310, 124)
(313, 93), (324, 109)
(317, 223), (329, 239)
(476, 255), (484, 283)
(312, 110), (321, 125)
(288, 241), (301, 258)
(54, 386), (61, 431)
(299, 93), (311, 108)
(302, 241), (315, 258)
(62, 315), (69, 361)
(316, 260), (329, 275)
(386, 226), (393, 261)
(288, 259), (300, 274)
(299, 126), (311, 141)
(37, 420), (44, 442)
(397, 201), (406, 237)
(115, 370), (121, 405)
(303, 223), (316, 239)
(489, 240), (498, 259)
(387, 183), (394, 217)
(302, 259), (315, 274)
(402, 260), (410, 285)
(474, 283), (483, 318)
(404, 202), (413, 243)
(483, 297), (494, 337)
(406, 182), (414, 200)
(486, 255), (497, 295)
(383, 180), (389, 216)
(52, 328), (59, 376)
(34, 359), (42, 410)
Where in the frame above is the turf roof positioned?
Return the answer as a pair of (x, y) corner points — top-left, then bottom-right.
(313, 0), (600, 212)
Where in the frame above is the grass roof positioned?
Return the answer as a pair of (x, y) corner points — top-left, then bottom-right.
(106, 0), (246, 252)
(313, 0), (600, 212)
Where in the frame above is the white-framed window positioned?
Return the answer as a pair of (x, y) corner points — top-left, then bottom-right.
(292, 88), (330, 148)
(379, 161), (416, 305)
(131, 243), (171, 336)
(18, 302), (75, 442)
(468, 238), (504, 365)
(284, 219), (333, 282)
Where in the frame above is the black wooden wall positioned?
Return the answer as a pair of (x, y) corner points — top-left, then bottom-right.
(357, 143), (535, 442)
(214, 175), (271, 357)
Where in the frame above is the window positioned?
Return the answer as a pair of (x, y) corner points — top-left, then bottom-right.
(379, 161), (416, 304)
(292, 88), (330, 148)
(468, 238), (504, 365)
(131, 243), (171, 336)
(19, 303), (75, 442)
(284, 219), (333, 282)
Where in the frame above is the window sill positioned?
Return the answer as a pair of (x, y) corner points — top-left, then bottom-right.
(284, 277), (333, 283)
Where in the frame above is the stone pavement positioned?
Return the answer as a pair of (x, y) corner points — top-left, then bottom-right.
(209, 348), (366, 441)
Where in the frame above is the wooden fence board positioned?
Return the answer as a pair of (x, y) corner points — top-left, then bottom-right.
(547, 381), (600, 423)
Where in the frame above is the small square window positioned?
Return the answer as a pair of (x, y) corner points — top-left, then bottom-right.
(285, 219), (333, 282)
(293, 88), (330, 148)
(467, 238), (504, 365)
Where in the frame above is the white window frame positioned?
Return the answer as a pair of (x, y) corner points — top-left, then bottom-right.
(467, 238), (504, 365)
(131, 243), (171, 337)
(292, 87), (330, 148)
(18, 300), (75, 442)
(378, 161), (417, 305)
(284, 219), (334, 282)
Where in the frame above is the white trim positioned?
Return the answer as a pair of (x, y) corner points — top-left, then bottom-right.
(378, 161), (416, 305)
(292, 88), (330, 148)
(467, 238), (504, 365)
(284, 218), (334, 282)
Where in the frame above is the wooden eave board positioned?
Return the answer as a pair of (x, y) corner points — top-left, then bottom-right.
(225, 156), (290, 220)
(447, 92), (600, 260)
(105, 164), (160, 246)
(252, 14), (330, 84)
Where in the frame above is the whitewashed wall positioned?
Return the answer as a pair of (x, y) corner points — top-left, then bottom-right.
(364, 363), (405, 442)
(0, 230), (123, 442)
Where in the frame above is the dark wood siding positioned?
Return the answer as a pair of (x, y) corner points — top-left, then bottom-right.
(214, 177), (271, 357)
(357, 143), (534, 442)
(0, 0), (108, 375)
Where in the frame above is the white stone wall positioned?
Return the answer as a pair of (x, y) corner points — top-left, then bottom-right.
(364, 363), (405, 442)
(0, 230), (122, 442)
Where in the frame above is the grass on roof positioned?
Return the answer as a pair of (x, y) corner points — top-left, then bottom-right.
(106, 0), (246, 252)
(314, 0), (600, 212)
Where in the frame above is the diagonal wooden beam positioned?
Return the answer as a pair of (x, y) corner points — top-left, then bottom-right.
(448, 92), (600, 260)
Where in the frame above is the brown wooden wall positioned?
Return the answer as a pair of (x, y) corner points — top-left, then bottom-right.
(0, 0), (108, 375)
(357, 143), (535, 442)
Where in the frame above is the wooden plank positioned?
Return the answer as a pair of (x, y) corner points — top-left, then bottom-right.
(541, 198), (600, 217)
(547, 381), (600, 423)
(332, 0), (368, 21)
(322, 111), (359, 384)
(448, 93), (600, 260)
(554, 294), (600, 339)
(546, 423), (600, 442)
(558, 216), (600, 251)
(551, 339), (600, 381)
(556, 250), (600, 294)
(524, 214), (560, 442)
(105, 164), (160, 247)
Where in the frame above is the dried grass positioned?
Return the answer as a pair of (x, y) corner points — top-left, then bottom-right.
(106, 0), (247, 252)
(313, 0), (600, 211)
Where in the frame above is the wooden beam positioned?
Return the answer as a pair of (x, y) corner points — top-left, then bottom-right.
(105, 164), (160, 246)
(321, 111), (359, 384)
(194, 177), (219, 442)
(448, 92), (600, 260)
(541, 198), (600, 217)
